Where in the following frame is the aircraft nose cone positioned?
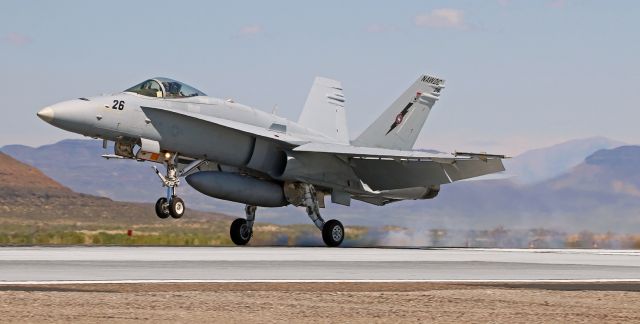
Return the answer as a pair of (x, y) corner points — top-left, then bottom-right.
(37, 107), (55, 123)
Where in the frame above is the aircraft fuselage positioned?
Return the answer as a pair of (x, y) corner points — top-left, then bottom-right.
(40, 92), (331, 169)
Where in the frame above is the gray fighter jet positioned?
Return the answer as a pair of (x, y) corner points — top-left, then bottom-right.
(37, 74), (505, 247)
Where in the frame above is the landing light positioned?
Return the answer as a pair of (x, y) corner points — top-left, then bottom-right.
(164, 152), (171, 159)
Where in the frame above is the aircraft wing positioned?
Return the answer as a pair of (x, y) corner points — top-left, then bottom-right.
(293, 142), (506, 190)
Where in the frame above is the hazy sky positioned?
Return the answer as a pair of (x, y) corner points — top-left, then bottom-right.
(1, 0), (638, 155)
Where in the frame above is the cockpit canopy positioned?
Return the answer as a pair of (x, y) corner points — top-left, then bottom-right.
(124, 78), (206, 98)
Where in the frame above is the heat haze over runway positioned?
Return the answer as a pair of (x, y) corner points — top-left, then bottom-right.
(1, 247), (640, 283)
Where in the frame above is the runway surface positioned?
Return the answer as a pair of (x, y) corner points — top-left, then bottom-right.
(1, 247), (640, 283)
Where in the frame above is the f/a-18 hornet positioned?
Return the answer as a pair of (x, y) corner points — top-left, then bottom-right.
(37, 74), (505, 247)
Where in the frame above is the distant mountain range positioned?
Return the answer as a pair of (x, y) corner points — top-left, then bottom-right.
(3, 137), (640, 233)
(355, 144), (640, 233)
(504, 137), (625, 184)
(2, 140), (230, 213)
(0, 151), (229, 225)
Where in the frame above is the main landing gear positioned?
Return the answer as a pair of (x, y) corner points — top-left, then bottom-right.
(153, 153), (186, 219)
(302, 184), (344, 247)
(230, 205), (256, 245)
(229, 184), (345, 247)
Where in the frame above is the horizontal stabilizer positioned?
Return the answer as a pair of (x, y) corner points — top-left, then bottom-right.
(351, 157), (505, 190)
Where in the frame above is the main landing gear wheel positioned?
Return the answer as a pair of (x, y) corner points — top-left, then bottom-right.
(155, 197), (170, 219)
(322, 219), (344, 247)
(230, 218), (252, 246)
(169, 197), (185, 219)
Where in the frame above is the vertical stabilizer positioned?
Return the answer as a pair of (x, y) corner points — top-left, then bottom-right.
(352, 74), (445, 150)
(298, 77), (349, 144)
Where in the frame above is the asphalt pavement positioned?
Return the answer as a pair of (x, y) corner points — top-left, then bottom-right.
(1, 247), (639, 283)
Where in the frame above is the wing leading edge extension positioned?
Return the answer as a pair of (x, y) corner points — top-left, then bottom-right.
(141, 106), (307, 146)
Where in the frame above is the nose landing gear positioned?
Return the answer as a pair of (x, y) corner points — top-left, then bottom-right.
(153, 154), (186, 219)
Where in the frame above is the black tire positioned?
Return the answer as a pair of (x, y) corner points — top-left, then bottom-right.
(155, 197), (170, 219)
(169, 197), (185, 219)
(322, 219), (344, 247)
(230, 218), (252, 246)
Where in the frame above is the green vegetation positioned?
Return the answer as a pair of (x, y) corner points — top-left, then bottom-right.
(1, 215), (639, 248)
(0, 222), (232, 246)
(0, 221), (370, 247)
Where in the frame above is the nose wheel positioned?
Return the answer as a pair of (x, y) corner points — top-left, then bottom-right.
(169, 196), (185, 218)
(155, 197), (170, 219)
(154, 196), (185, 219)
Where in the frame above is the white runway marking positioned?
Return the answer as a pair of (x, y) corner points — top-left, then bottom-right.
(1, 247), (639, 282)
(3, 279), (640, 285)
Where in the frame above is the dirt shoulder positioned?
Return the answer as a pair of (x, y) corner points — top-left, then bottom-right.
(1, 282), (639, 323)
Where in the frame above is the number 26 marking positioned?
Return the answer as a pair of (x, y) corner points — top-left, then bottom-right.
(112, 100), (125, 110)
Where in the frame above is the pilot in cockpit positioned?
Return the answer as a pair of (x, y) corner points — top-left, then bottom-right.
(163, 81), (183, 98)
(124, 78), (206, 98)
